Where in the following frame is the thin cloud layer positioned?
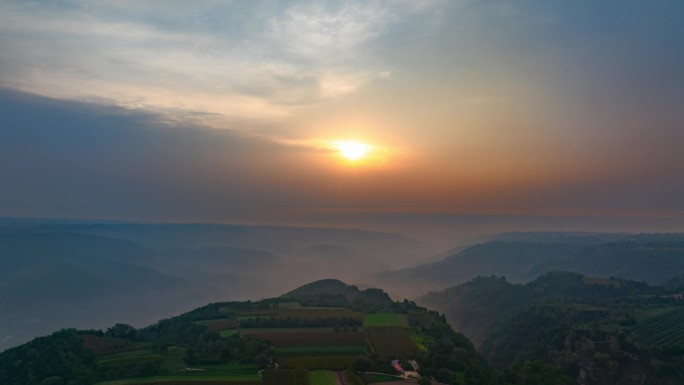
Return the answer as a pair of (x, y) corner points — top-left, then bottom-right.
(1, 1), (683, 238)
(0, 1), (436, 121)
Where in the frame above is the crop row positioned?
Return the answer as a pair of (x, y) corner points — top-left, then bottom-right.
(236, 308), (364, 320)
(367, 327), (422, 359)
(246, 331), (366, 347)
(197, 319), (239, 332)
(275, 346), (366, 357)
(363, 312), (409, 328)
(277, 356), (359, 370)
(262, 369), (311, 385)
(633, 308), (684, 348)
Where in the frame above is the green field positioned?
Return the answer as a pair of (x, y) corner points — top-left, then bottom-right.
(633, 306), (677, 322)
(309, 370), (337, 385)
(363, 312), (409, 328)
(262, 369), (310, 385)
(367, 327), (421, 359)
(275, 346), (366, 357)
(410, 332), (427, 352)
(277, 356), (358, 370)
(237, 308), (363, 320)
(243, 328), (365, 347)
(97, 376), (258, 384)
(220, 329), (240, 338)
(96, 364), (260, 385)
(196, 318), (239, 331)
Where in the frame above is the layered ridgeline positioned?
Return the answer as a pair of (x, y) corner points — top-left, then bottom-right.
(377, 232), (684, 297)
(0, 279), (572, 385)
(420, 271), (684, 385)
(0, 220), (429, 350)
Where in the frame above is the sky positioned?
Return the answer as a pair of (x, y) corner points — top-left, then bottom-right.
(1, 0), (683, 242)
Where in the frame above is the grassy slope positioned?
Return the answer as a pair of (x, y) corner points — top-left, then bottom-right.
(309, 370), (337, 385)
(363, 312), (409, 328)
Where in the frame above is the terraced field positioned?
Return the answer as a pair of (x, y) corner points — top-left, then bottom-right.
(236, 308), (364, 321)
(196, 318), (238, 331)
(242, 329), (365, 346)
(91, 307), (424, 383)
(96, 363), (260, 384)
(275, 346), (366, 357)
(363, 313), (409, 328)
(367, 327), (421, 359)
(278, 356), (358, 370)
(309, 370), (337, 385)
(632, 306), (684, 348)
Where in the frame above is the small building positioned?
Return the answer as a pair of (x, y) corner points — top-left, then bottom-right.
(391, 360), (404, 375)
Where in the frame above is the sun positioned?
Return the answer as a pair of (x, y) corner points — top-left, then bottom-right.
(332, 140), (373, 161)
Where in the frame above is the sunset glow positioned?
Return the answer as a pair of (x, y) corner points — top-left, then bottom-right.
(0, 1), (681, 237)
(332, 141), (373, 162)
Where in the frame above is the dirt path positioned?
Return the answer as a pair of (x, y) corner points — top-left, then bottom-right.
(335, 370), (348, 385)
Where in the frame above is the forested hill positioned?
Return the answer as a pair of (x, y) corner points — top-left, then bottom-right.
(378, 232), (684, 297)
(420, 271), (684, 385)
(0, 281), (574, 385)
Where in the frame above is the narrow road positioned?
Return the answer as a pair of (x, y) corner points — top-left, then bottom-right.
(335, 370), (348, 385)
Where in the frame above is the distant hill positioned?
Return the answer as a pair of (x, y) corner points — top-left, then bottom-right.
(0, 219), (429, 351)
(0, 231), (205, 352)
(377, 232), (684, 297)
(16, 221), (427, 267)
(419, 271), (684, 384)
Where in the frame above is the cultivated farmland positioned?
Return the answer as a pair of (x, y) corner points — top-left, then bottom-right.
(237, 308), (363, 328)
(277, 356), (359, 370)
(309, 370), (337, 385)
(632, 307), (684, 348)
(242, 329), (365, 347)
(363, 312), (409, 328)
(367, 327), (421, 359)
(196, 318), (238, 332)
(262, 369), (310, 385)
(275, 346), (366, 357)
(96, 363), (260, 384)
(236, 308), (364, 320)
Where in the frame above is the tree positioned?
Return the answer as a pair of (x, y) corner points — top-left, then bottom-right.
(105, 323), (138, 340)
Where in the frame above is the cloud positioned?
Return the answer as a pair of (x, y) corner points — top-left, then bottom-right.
(2, 0), (683, 230)
(0, 0), (440, 124)
(0, 88), (295, 216)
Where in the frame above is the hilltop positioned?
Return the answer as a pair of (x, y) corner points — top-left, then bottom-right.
(0, 280), (571, 385)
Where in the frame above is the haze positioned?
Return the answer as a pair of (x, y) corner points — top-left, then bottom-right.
(1, 0), (684, 353)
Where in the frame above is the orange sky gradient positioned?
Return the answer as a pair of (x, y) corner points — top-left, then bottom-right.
(1, 1), (683, 242)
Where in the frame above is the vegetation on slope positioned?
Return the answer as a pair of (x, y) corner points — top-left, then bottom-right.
(421, 271), (684, 384)
(0, 278), (579, 385)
